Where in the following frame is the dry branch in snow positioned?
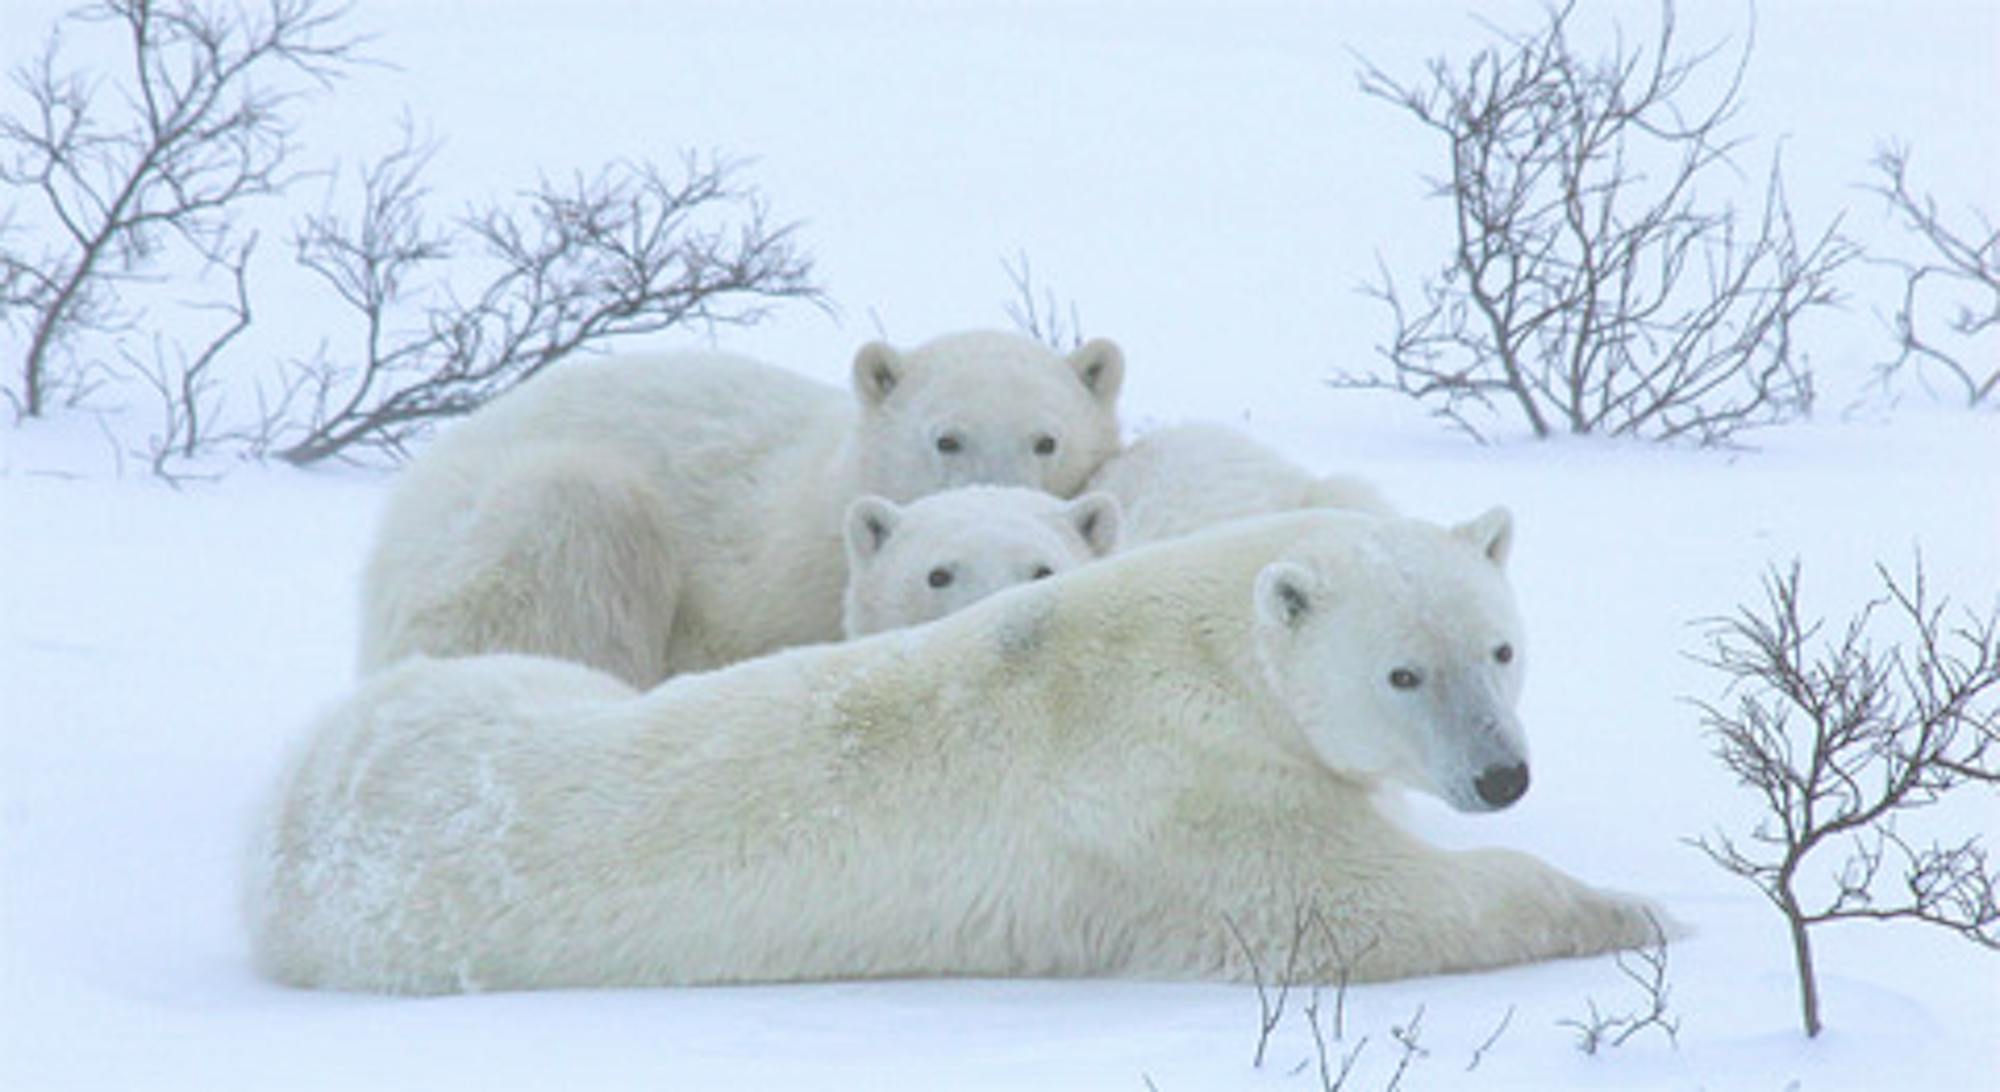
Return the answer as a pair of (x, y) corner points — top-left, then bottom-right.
(1342, 1), (1852, 444)
(1865, 143), (2000, 408)
(1689, 558), (2000, 1036)
(264, 140), (823, 464)
(0, 0), (361, 418)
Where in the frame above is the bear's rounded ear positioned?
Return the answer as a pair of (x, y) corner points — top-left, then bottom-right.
(1453, 506), (1514, 568)
(1254, 561), (1318, 630)
(843, 496), (902, 564)
(852, 342), (905, 409)
(1066, 338), (1124, 407)
(1062, 492), (1122, 557)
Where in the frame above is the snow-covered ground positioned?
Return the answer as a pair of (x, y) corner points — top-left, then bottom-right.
(4, 2), (1996, 1089)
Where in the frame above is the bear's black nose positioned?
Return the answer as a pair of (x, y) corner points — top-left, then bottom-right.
(1474, 762), (1530, 808)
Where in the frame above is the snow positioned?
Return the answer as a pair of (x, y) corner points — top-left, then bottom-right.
(4, 1), (1997, 1089)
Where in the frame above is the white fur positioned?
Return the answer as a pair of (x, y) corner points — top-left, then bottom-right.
(358, 331), (1125, 686)
(255, 508), (1664, 994)
(1087, 423), (1393, 547)
(841, 485), (1120, 636)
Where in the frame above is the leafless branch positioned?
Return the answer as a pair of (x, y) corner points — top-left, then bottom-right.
(1300, 986), (1367, 1092)
(1864, 143), (1999, 408)
(1687, 557), (2000, 1035)
(1557, 913), (1680, 1054)
(1341, 1), (1853, 445)
(0, 0), (364, 418)
(1001, 251), (1084, 351)
(124, 230), (255, 482)
(1464, 1005), (1515, 1072)
(1381, 1004), (1427, 1092)
(263, 146), (824, 465)
(1222, 907), (1316, 1068)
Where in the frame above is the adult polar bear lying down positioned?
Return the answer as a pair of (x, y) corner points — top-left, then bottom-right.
(251, 508), (1663, 994)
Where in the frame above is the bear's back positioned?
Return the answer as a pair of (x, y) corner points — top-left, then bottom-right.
(1089, 424), (1317, 545)
(438, 351), (843, 475)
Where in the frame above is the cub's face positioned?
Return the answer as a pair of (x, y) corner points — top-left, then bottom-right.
(842, 487), (1120, 637)
(1253, 508), (1531, 813)
(849, 331), (1123, 503)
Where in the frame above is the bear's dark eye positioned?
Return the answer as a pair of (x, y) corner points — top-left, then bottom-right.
(1389, 667), (1422, 691)
(935, 434), (962, 454)
(927, 567), (954, 588)
(1030, 564), (1055, 580)
(1033, 435), (1057, 456)
(1494, 643), (1514, 665)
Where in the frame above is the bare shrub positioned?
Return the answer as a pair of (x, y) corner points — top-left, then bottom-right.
(1001, 251), (1084, 351)
(1222, 908), (1313, 1068)
(1688, 559), (2000, 1036)
(1380, 1004), (1427, 1092)
(1556, 913), (1680, 1054)
(1299, 983), (1368, 1092)
(1342, 1), (1853, 444)
(262, 136), (823, 465)
(124, 233), (255, 482)
(0, 0), (362, 418)
(1865, 143), (1999, 408)
(1463, 1005), (1515, 1072)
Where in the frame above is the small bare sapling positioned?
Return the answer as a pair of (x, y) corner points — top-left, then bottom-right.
(1556, 912), (1680, 1054)
(1688, 559), (2000, 1036)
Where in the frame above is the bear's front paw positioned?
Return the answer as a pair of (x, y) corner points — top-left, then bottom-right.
(1575, 887), (1680, 956)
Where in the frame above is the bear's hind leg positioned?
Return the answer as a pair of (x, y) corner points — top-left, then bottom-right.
(398, 445), (681, 687)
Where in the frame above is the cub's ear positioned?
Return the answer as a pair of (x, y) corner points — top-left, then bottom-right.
(852, 342), (905, 408)
(1062, 492), (1122, 557)
(1067, 338), (1124, 406)
(1254, 561), (1319, 630)
(1453, 506), (1514, 568)
(843, 496), (902, 564)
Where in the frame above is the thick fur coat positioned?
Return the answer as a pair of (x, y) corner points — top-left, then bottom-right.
(255, 508), (1660, 994)
(357, 331), (1124, 686)
(1087, 423), (1393, 547)
(840, 485), (1120, 636)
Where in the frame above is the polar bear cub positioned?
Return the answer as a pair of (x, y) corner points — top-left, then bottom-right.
(253, 505), (1666, 994)
(358, 330), (1125, 687)
(1087, 423), (1393, 547)
(841, 486), (1120, 636)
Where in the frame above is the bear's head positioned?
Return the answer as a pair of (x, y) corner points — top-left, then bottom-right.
(842, 486), (1120, 637)
(1250, 508), (1531, 813)
(849, 330), (1124, 503)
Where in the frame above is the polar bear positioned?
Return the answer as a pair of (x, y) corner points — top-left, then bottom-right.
(1087, 423), (1393, 547)
(253, 506), (1665, 994)
(841, 486), (1120, 636)
(357, 330), (1125, 687)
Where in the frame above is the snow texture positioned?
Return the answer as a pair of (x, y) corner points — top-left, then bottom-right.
(3, 1), (1996, 1089)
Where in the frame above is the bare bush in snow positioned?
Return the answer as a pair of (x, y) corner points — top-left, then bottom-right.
(1864, 143), (1999, 408)
(124, 233), (255, 482)
(1556, 912), (1680, 1054)
(1463, 1005), (1515, 1072)
(1222, 907), (1314, 1069)
(0, 0), (361, 418)
(1688, 558), (2000, 1036)
(1299, 981), (1368, 1092)
(1001, 251), (1085, 352)
(261, 136), (824, 465)
(1342, 1), (1853, 444)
